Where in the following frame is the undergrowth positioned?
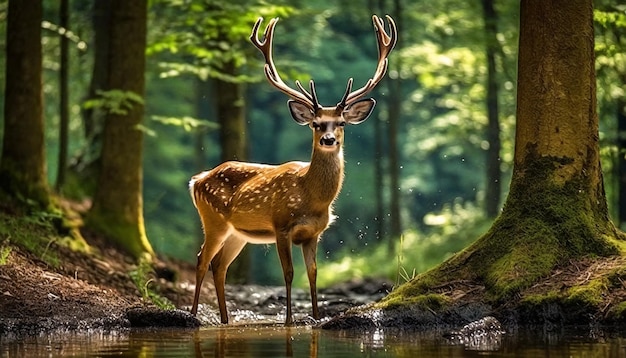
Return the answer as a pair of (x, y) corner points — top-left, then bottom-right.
(0, 210), (64, 267)
(294, 201), (492, 289)
(129, 255), (175, 310)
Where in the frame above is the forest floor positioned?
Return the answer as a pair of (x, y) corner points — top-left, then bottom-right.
(0, 219), (392, 335)
(3, 207), (626, 335)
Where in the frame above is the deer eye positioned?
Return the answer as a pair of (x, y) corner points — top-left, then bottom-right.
(311, 122), (321, 131)
(338, 121), (346, 127)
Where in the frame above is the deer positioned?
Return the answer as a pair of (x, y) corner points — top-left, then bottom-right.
(189, 14), (397, 325)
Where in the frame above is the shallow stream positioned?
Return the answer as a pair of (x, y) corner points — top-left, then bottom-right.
(2, 324), (626, 357)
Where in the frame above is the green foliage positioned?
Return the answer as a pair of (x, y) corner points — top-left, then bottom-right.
(83, 90), (145, 116)
(151, 115), (219, 132)
(293, 201), (491, 289)
(149, 0), (294, 81)
(129, 256), (175, 310)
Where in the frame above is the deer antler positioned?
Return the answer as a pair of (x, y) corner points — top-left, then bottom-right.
(250, 18), (321, 111)
(338, 15), (397, 108)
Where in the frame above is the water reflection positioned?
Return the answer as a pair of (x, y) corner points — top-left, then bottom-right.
(3, 326), (626, 357)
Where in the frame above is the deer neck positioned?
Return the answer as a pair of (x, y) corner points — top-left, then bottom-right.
(302, 147), (345, 205)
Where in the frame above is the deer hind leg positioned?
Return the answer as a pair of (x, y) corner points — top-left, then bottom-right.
(211, 235), (246, 324)
(276, 233), (294, 325)
(191, 221), (230, 315)
(301, 239), (319, 320)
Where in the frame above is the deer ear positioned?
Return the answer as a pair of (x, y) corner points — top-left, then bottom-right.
(288, 100), (315, 125)
(343, 98), (376, 124)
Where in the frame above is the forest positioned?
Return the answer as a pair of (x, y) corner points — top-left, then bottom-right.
(1, 0), (626, 295)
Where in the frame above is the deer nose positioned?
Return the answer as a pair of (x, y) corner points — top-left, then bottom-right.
(320, 133), (336, 146)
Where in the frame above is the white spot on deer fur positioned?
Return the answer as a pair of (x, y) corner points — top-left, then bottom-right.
(255, 204), (261, 209)
(225, 178), (230, 182)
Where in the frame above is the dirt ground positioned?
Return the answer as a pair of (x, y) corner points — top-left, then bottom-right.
(0, 228), (212, 334)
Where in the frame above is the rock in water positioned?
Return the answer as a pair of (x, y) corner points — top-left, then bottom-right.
(444, 316), (505, 351)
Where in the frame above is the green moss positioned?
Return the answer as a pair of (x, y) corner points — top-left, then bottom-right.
(86, 208), (154, 260)
(0, 212), (61, 267)
(608, 301), (626, 320)
(380, 292), (450, 311)
(0, 244), (11, 265)
(520, 290), (561, 306)
(566, 278), (608, 307)
(518, 278), (609, 314)
(381, 144), (621, 312)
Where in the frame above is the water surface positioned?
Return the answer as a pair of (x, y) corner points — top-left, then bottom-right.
(2, 325), (626, 357)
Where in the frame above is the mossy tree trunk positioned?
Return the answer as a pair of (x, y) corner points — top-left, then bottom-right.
(388, 0), (624, 304)
(0, 0), (50, 208)
(86, 0), (154, 259)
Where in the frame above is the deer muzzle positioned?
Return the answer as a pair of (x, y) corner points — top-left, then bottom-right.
(320, 133), (337, 146)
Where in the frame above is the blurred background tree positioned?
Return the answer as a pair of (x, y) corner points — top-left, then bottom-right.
(1, 0), (624, 287)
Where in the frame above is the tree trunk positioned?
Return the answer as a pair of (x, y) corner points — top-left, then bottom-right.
(87, 0), (154, 259)
(214, 59), (250, 283)
(56, 0), (70, 192)
(481, 0), (502, 218)
(618, 97), (626, 229)
(386, 0), (403, 242)
(385, 0), (622, 304)
(0, 0), (50, 207)
(216, 61), (247, 162)
(68, 0), (112, 197)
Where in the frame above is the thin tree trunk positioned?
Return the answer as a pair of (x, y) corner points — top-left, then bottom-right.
(56, 0), (70, 191)
(386, 0), (403, 242)
(214, 59), (249, 282)
(216, 61), (247, 162)
(68, 0), (112, 197)
(481, 0), (502, 218)
(617, 97), (626, 229)
(0, 0), (49, 206)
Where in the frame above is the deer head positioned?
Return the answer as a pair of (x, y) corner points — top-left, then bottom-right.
(250, 15), (397, 151)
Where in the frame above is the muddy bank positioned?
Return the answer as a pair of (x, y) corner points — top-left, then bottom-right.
(0, 240), (394, 335)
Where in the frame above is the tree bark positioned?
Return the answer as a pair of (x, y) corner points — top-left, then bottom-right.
(214, 59), (250, 282)
(68, 0), (112, 197)
(481, 0), (502, 218)
(0, 0), (50, 207)
(386, 0), (403, 242)
(56, 0), (70, 191)
(216, 61), (247, 162)
(87, 0), (154, 259)
(618, 97), (626, 229)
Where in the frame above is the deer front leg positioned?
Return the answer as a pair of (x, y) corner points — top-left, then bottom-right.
(211, 236), (247, 324)
(301, 239), (319, 320)
(191, 223), (229, 315)
(276, 233), (294, 325)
